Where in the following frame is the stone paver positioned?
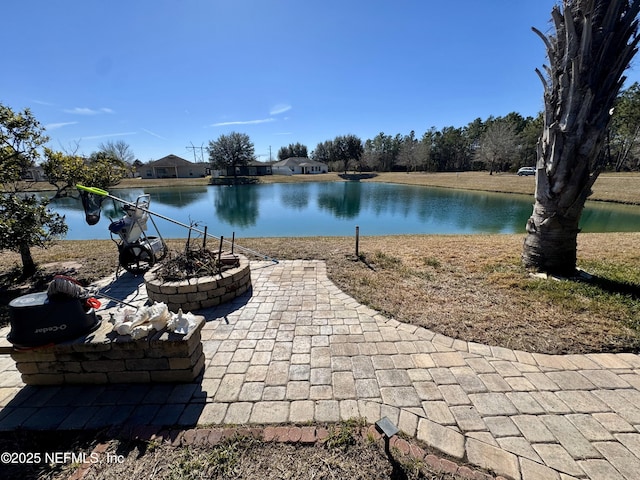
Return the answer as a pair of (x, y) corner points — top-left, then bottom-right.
(1, 259), (640, 480)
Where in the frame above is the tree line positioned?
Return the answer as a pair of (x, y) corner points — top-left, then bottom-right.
(307, 83), (640, 174)
(302, 114), (542, 174)
(209, 82), (640, 175)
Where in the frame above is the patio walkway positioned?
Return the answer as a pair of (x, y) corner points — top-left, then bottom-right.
(2, 260), (640, 479)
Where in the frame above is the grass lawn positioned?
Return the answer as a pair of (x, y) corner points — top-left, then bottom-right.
(1, 232), (639, 355)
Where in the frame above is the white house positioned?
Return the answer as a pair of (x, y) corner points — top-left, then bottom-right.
(271, 157), (328, 175)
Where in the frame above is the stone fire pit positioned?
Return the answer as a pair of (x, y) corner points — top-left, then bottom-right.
(144, 254), (251, 312)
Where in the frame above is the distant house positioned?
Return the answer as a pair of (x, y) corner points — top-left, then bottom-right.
(21, 166), (47, 182)
(271, 157), (328, 175)
(217, 161), (273, 177)
(138, 154), (207, 179)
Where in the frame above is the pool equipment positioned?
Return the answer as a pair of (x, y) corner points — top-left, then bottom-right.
(79, 185), (168, 274)
(76, 184), (278, 273)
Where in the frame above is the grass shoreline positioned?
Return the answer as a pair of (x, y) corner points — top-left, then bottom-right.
(17, 170), (640, 204)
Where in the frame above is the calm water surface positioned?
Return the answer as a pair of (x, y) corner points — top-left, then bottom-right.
(47, 182), (640, 240)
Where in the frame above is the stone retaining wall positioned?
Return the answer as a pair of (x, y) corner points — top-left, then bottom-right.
(8, 316), (205, 385)
(144, 254), (251, 312)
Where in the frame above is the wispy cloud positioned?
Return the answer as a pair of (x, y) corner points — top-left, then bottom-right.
(270, 104), (291, 115)
(210, 118), (275, 127)
(142, 128), (166, 140)
(32, 99), (55, 106)
(64, 107), (114, 115)
(45, 121), (78, 130)
(80, 131), (137, 140)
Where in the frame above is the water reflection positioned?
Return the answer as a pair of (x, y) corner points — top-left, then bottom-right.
(317, 182), (362, 219)
(214, 186), (259, 227)
(40, 182), (640, 240)
(580, 202), (640, 232)
(279, 184), (310, 210)
(141, 186), (208, 208)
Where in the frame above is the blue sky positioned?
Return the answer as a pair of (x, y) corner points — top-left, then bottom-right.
(3, 1), (640, 163)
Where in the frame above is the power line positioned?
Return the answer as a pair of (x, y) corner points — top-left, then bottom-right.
(186, 142), (206, 162)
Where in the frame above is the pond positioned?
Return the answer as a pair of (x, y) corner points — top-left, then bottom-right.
(46, 182), (640, 240)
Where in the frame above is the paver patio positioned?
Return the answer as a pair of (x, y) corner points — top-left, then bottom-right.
(1, 259), (640, 479)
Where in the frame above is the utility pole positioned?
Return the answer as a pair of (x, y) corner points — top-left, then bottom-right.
(269, 145), (272, 162)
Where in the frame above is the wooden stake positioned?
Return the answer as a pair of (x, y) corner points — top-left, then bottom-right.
(355, 225), (360, 257)
(217, 235), (224, 275)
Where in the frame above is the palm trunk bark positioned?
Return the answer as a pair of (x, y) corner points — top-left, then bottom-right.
(523, 199), (582, 275)
(521, 0), (640, 275)
(522, 123), (602, 275)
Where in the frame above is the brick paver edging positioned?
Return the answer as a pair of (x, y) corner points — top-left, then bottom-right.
(69, 424), (504, 480)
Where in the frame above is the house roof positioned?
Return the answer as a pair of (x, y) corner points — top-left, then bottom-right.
(147, 154), (194, 167)
(247, 161), (272, 167)
(272, 157), (326, 167)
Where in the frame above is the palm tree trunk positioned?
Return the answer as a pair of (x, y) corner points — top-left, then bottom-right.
(522, 127), (600, 275)
(522, 199), (581, 275)
(521, 0), (640, 274)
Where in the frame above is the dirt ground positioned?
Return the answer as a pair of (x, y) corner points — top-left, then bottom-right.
(0, 427), (468, 480)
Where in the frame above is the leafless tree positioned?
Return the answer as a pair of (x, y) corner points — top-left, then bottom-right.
(98, 139), (135, 164)
(475, 122), (520, 174)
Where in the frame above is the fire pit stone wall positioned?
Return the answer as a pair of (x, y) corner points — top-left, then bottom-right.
(6, 315), (205, 385)
(144, 254), (251, 312)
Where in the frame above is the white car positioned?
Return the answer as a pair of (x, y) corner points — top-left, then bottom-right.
(517, 167), (536, 176)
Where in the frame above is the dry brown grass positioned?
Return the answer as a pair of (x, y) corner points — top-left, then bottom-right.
(77, 433), (460, 480)
(3, 233), (638, 355)
(0, 426), (463, 480)
(240, 233), (640, 354)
